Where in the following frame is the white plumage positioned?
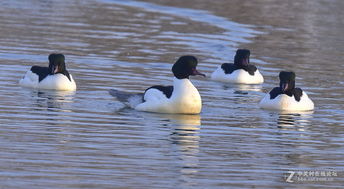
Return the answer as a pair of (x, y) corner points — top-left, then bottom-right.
(135, 78), (202, 114)
(19, 53), (76, 91)
(259, 71), (314, 111)
(19, 70), (76, 91)
(110, 55), (204, 114)
(211, 49), (264, 84)
(259, 91), (314, 111)
(211, 67), (264, 84)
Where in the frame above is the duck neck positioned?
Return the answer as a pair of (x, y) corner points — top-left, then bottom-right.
(172, 77), (196, 98)
(173, 77), (192, 88)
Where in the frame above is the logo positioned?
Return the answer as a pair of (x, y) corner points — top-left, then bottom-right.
(286, 171), (295, 183)
(285, 170), (338, 183)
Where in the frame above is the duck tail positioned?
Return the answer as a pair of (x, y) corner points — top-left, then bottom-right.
(109, 89), (143, 109)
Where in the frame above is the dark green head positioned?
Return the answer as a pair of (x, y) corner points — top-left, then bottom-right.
(48, 53), (66, 75)
(172, 55), (205, 79)
(279, 71), (296, 93)
(234, 49), (250, 67)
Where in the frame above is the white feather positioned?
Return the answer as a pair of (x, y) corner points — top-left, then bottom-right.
(19, 70), (76, 91)
(211, 66), (264, 84)
(135, 78), (202, 114)
(259, 91), (314, 111)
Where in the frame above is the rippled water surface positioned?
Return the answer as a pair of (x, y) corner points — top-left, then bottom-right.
(0, 0), (343, 188)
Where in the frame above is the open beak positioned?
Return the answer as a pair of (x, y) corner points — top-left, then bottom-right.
(281, 83), (289, 93)
(191, 68), (206, 77)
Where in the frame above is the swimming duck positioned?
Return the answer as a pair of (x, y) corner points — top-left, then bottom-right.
(259, 71), (314, 111)
(109, 55), (205, 114)
(19, 54), (76, 91)
(211, 49), (264, 84)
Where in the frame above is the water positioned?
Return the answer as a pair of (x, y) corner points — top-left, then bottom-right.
(0, 0), (343, 188)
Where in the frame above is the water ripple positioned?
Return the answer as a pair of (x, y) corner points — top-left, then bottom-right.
(0, 0), (343, 188)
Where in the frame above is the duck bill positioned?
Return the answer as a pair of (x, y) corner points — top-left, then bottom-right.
(191, 68), (206, 77)
(281, 83), (289, 93)
(242, 58), (249, 66)
(51, 65), (59, 74)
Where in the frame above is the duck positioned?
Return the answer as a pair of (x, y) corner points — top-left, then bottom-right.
(211, 49), (264, 84)
(19, 54), (76, 91)
(259, 71), (314, 111)
(109, 55), (205, 114)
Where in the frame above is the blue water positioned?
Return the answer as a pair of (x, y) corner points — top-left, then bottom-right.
(0, 0), (343, 188)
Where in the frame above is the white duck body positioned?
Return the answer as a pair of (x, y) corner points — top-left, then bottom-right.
(19, 70), (76, 91)
(259, 91), (314, 111)
(211, 66), (264, 84)
(135, 77), (202, 114)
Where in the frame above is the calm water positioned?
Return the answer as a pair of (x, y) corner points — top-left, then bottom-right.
(0, 0), (343, 188)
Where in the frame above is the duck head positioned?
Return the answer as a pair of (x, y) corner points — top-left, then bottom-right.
(234, 49), (250, 67)
(279, 71), (296, 93)
(172, 55), (206, 79)
(48, 54), (66, 75)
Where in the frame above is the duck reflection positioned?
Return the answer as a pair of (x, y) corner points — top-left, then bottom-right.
(277, 111), (314, 130)
(222, 83), (263, 93)
(32, 90), (75, 111)
(161, 114), (201, 127)
(23, 90), (76, 144)
(169, 114), (200, 157)
(159, 114), (201, 186)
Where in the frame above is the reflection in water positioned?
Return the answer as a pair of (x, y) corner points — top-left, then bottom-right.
(32, 90), (76, 111)
(1, 0), (344, 188)
(221, 83), (263, 93)
(277, 111), (314, 131)
(161, 114), (201, 127)
(162, 114), (200, 187)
